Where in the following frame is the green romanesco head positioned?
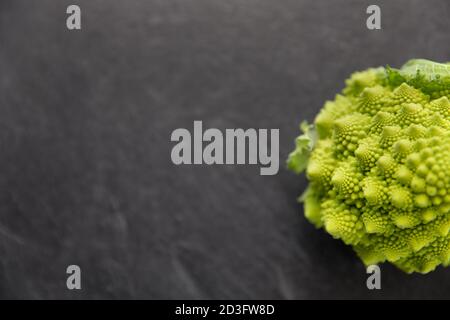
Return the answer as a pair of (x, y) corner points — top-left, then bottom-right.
(288, 59), (450, 274)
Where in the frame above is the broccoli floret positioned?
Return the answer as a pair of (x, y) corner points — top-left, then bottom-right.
(288, 59), (450, 274)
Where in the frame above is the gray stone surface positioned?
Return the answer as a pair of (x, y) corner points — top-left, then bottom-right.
(0, 0), (449, 299)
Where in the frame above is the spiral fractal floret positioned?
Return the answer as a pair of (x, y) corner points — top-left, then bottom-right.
(288, 59), (450, 274)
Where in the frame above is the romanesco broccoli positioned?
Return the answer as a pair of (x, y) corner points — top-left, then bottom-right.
(288, 59), (450, 274)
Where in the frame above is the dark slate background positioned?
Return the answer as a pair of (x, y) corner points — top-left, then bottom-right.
(0, 0), (449, 299)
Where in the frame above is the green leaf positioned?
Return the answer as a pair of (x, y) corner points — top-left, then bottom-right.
(287, 121), (317, 174)
(399, 59), (450, 81)
(386, 59), (450, 97)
